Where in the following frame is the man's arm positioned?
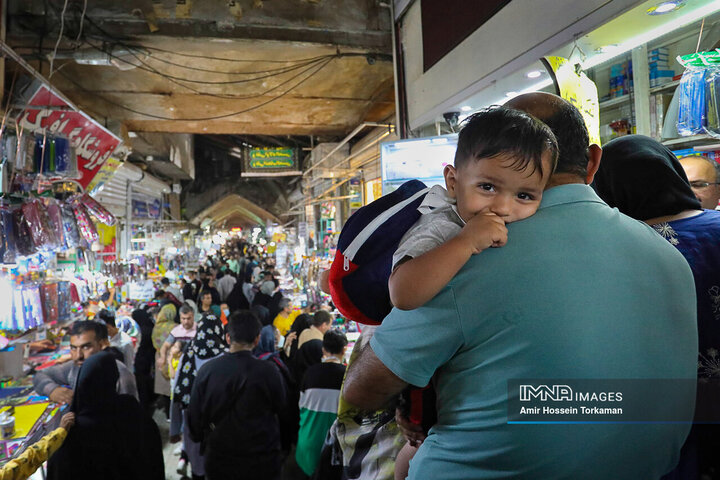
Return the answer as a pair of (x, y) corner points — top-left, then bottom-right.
(343, 343), (409, 411)
(33, 362), (74, 402)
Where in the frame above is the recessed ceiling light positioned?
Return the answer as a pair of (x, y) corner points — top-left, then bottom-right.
(526, 70), (542, 79)
(505, 91), (518, 97)
(169, 107), (175, 111)
(460, 105), (472, 112)
(647, 1), (685, 15)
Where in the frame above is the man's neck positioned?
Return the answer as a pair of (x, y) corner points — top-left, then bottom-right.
(323, 355), (343, 364)
(544, 173), (586, 190)
(229, 343), (254, 353)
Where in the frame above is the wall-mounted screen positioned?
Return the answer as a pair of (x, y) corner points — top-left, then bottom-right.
(380, 134), (458, 194)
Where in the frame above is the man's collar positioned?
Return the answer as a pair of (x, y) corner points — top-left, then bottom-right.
(539, 183), (607, 210)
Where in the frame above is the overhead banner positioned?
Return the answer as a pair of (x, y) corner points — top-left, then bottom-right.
(242, 147), (301, 177)
(86, 157), (123, 196)
(18, 84), (123, 189)
(542, 56), (601, 146)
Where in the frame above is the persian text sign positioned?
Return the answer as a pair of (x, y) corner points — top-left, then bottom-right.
(18, 85), (123, 189)
(249, 147), (296, 169)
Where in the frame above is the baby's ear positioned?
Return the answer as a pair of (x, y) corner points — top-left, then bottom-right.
(444, 165), (458, 197)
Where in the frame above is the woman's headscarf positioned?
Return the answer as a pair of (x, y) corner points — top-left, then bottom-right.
(151, 303), (176, 350)
(174, 313), (228, 408)
(253, 324), (276, 357)
(71, 351), (120, 418)
(592, 135), (701, 221)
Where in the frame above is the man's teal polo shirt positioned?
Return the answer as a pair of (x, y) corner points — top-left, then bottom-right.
(372, 184), (698, 479)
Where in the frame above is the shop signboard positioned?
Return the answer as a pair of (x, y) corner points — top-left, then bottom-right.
(86, 157), (123, 196)
(542, 56), (601, 146)
(18, 84), (123, 189)
(242, 147), (301, 177)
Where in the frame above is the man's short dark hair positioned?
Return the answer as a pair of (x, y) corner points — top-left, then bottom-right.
(323, 330), (348, 355)
(161, 277), (170, 286)
(179, 304), (194, 316)
(70, 320), (108, 341)
(227, 310), (261, 345)
(96, 309), (116, 327)
(311, 310), (333, 328)
(538, 101), (590, 177)
(454, 106), (558, 178)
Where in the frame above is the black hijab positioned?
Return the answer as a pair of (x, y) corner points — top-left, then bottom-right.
(48, 352), (164, 480)
(593, 135), (701, 221)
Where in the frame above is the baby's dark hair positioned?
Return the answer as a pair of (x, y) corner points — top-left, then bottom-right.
(454, 106), (559, 178)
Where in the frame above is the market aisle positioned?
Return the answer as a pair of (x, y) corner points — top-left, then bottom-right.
(153, 409), (188, 480)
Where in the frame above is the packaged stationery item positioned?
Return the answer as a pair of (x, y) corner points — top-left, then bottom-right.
(40, 283), (59, 324)
(0, 204), (17, 263)
(677, 68), (707, 136)
(13, 207), (38, 257)
(73, 204), (99, 244)
(44, 199), (67, 249)
(706, 67), (720, 138)
(60, 203), (81, 248)
(21, 199), (60, 251)
(79, 194), (116, 226)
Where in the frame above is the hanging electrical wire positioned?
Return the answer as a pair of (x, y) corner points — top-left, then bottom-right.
(54, 56), (334, 121)
(74, 0), (88, 46)
(48, 0), (70, 78)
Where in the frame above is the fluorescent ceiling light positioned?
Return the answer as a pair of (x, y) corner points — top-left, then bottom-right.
(647, 1), (685, 15)
(583, 1), (718, 70)
(460, 105), (473, 112)
(505, 91), (518, 97)
(526, 70), (542, 79)
(128, 131), (138, 138)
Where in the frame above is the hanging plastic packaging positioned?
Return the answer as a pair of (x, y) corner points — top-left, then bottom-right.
(54, 137), (70, 173)
(33, 135), (50, 174)
(21, 199), (60, 251)
(57, 281), (72, 322)
(0, 204), (17, 264)
(40, 283), (59, 324)
(73, 203), (99, 244)
(80, 194), (117, 226)
(677, 68), (707, 136)
(13, 206), (37, 257)
(60, 203), (82, 248)
(45, 199), (67, 249)
(706, 67), (720, 138)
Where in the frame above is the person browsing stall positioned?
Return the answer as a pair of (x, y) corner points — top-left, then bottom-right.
(156, 304), (197, 374)
(33, 321), (138, 404)
(97, 309), (135, 371)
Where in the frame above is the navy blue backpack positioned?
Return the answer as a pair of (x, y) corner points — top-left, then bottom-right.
(328, 180), (430, 324)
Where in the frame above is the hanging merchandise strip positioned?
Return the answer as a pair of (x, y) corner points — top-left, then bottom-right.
(676, 50), (720, 139)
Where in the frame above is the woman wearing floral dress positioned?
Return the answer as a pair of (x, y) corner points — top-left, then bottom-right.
(594, 134), (720, 480)
(174, 313), (228, 480)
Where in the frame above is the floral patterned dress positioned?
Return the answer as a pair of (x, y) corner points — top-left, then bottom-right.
(174, 313), (228, 408)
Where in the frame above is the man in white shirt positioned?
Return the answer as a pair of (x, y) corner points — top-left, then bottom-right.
(98, 309), (135, 372)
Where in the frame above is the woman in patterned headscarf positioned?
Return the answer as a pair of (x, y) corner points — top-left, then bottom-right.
(152, 303), (177, 415)
(174, 313), (228, 480)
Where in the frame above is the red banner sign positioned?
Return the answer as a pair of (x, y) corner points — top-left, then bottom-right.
(18, 85), (123, 189)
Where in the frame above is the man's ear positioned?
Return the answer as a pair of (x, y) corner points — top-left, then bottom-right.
(444, 165), (458, 198)
(253, 334), (261, 348)
(585, 144), (602, 185)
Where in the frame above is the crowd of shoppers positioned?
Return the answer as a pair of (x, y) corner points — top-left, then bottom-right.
(15, 94), (718, 480)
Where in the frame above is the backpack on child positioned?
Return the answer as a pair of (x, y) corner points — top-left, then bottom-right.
(328, 180), (430, 325)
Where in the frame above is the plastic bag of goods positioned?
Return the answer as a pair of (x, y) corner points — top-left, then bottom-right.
(79, 194), (116, 226)
(44, 199), (67, 249)
(73, 204), (99, 244)
(21, 199), (61, 251)
(0, 203), (17, 264)
(705, 67), (720, 138)
(677, 68), (707, 136)
(40, 283), (59, 324)
(12, 206), (38, 257)
(57, 281), (72, 322)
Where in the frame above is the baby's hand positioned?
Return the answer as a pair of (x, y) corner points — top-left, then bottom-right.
(457, 212), (507, 254)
